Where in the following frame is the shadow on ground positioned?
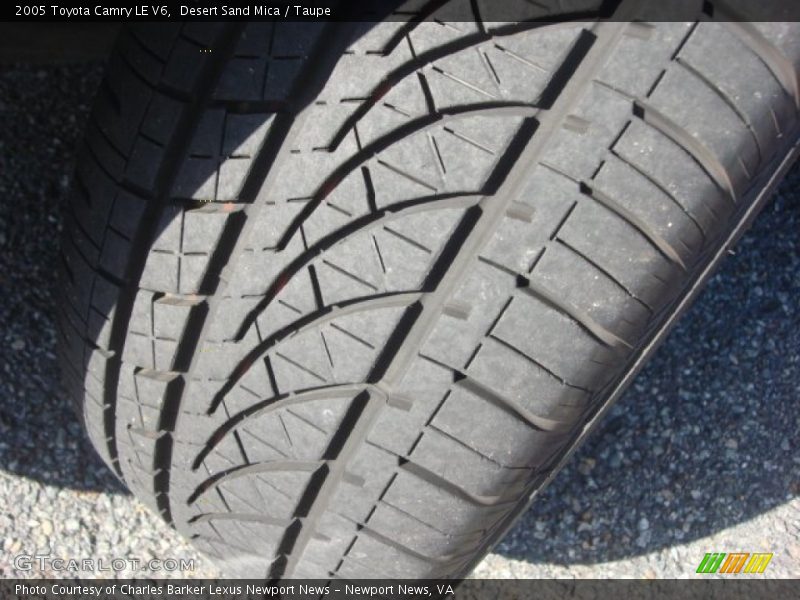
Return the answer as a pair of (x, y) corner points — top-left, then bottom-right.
(0, 61), (797, 561)
(0, 62), (124, 495)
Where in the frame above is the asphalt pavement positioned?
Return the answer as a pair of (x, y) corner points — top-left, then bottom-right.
(0, 62), (797, 580)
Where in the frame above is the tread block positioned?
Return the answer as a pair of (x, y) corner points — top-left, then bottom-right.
(366, 500), (483, 558)
(409, 428), (528, 497)
(680, 22), (795, 152)
(530, 241), (650, 343)
(328, 442), (398, 523)
(266, 305), (406, 391)
(367, 355), (454, 457)
(465, 337), (590, 419)
(647, 64), (758, 193)
(338, 533), (432, 579)
(593, 155), (704, 264)
(121, 290), (198, 370)
(490, 292), (622, 390)
(380, 468), (508, 534)
(558, 199), (679, 310)
(421, 259), (512, 368)
(98, 52), (154, 154)
(233, 395), (354, 462)
(139, 207), (230, 295)
(614, 119), (734, 237)
(212, 469), (313, 522)
(432, 383), (566, 469)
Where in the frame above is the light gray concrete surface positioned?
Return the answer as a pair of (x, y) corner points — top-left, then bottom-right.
(0, 62), (798, 580)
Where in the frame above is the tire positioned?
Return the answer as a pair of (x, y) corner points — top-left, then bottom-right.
(59, 8), (800, 580)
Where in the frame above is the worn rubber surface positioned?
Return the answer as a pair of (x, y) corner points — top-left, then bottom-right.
(59, 2), (800, 580)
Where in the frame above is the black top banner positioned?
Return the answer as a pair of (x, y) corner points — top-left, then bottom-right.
(3, 579), (800, 600)
(5, 0), (800, 22)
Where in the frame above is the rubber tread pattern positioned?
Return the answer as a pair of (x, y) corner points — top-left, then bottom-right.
(60, 3), (800, 580)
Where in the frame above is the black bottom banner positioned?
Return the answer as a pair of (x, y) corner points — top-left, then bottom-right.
(2, 579), (799, 600)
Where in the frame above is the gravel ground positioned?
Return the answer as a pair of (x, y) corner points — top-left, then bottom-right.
(0, 62), (797, 580)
